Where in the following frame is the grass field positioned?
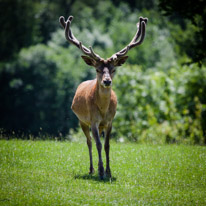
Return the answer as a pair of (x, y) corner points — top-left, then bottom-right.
(0, 140), (206, 205)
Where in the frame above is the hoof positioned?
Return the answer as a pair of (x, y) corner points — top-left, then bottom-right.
(98, 165), (105, 178)
(89, 167), (95, 175)
(99, 175), (104, 180)
(106, 168), (112, 178)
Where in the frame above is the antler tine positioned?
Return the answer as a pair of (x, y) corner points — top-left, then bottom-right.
(131, 17), (147, 43)
(109, 17), (148, 60)
(128, 20), (146, 50)
(59, 16), (102, 61)
(89, 46), (102, 59)
(59, 16), (66, 28)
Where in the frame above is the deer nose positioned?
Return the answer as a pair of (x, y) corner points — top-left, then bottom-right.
(103, 79), (112, 86)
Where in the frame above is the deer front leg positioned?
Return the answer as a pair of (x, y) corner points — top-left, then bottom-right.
(80, 121), (94, 174)
(105, 123), (112, 177)
(91, 124), (104, 179)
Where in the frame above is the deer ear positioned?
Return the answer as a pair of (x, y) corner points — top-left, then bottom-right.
(114, 56), (128, 66)
(81, 56), (96, 67)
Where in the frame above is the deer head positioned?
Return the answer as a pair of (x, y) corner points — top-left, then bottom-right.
(59, 16), (148, 88)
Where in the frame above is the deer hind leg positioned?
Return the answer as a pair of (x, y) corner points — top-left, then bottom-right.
(105, 123), (112, 178)
(80, 121), (94, 174)
(91, 124), (104, 179)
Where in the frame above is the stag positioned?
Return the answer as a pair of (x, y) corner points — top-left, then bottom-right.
(59, 15), (148, 179)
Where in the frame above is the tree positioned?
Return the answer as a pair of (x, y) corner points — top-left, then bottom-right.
(0, 45), (78, 137)
(158, 0), (206, 64)
(0, 0), (37, 61)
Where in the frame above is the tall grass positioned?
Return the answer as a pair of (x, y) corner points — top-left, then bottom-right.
(0, 140), (206, 205)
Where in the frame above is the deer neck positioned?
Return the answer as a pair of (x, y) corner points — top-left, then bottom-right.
(95, 80), (111, 114)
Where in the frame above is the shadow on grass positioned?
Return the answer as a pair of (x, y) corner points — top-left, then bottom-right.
(74, 174), (117, 183)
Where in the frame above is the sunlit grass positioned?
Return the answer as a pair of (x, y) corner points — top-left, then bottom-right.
(0, 140), (206, 205)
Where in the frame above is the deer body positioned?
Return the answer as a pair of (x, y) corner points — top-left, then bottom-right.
(59, 15), (148, 179)
(71, 68), (117, 177)
(71, 79), (117, 129)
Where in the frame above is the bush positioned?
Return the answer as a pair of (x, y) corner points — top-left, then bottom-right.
(112, 64), (206, 144)
(0, 44), (84, 137)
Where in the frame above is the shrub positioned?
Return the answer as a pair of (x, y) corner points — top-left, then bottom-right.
(112, 64), (206, 144)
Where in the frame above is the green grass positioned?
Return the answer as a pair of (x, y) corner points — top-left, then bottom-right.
(0, 140), (206, 205)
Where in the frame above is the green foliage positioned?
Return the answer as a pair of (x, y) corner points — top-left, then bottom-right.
(0, 140), (206, 205)
(0, 0), (205, 143)
(158, 0), (206, 64)
(0, 0), (38, 61)
(113, 64), (206, 144)
(0, 44), (77, 136)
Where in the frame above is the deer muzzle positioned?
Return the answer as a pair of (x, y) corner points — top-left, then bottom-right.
(103, 79), (112, 87)
(102, 70), (112, 88)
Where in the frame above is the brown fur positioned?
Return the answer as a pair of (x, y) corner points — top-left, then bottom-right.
(72, 79), (117, 130)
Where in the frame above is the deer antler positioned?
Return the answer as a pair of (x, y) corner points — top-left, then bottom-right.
(108, 17), (148, 62)
(59, 16), (103, 61)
